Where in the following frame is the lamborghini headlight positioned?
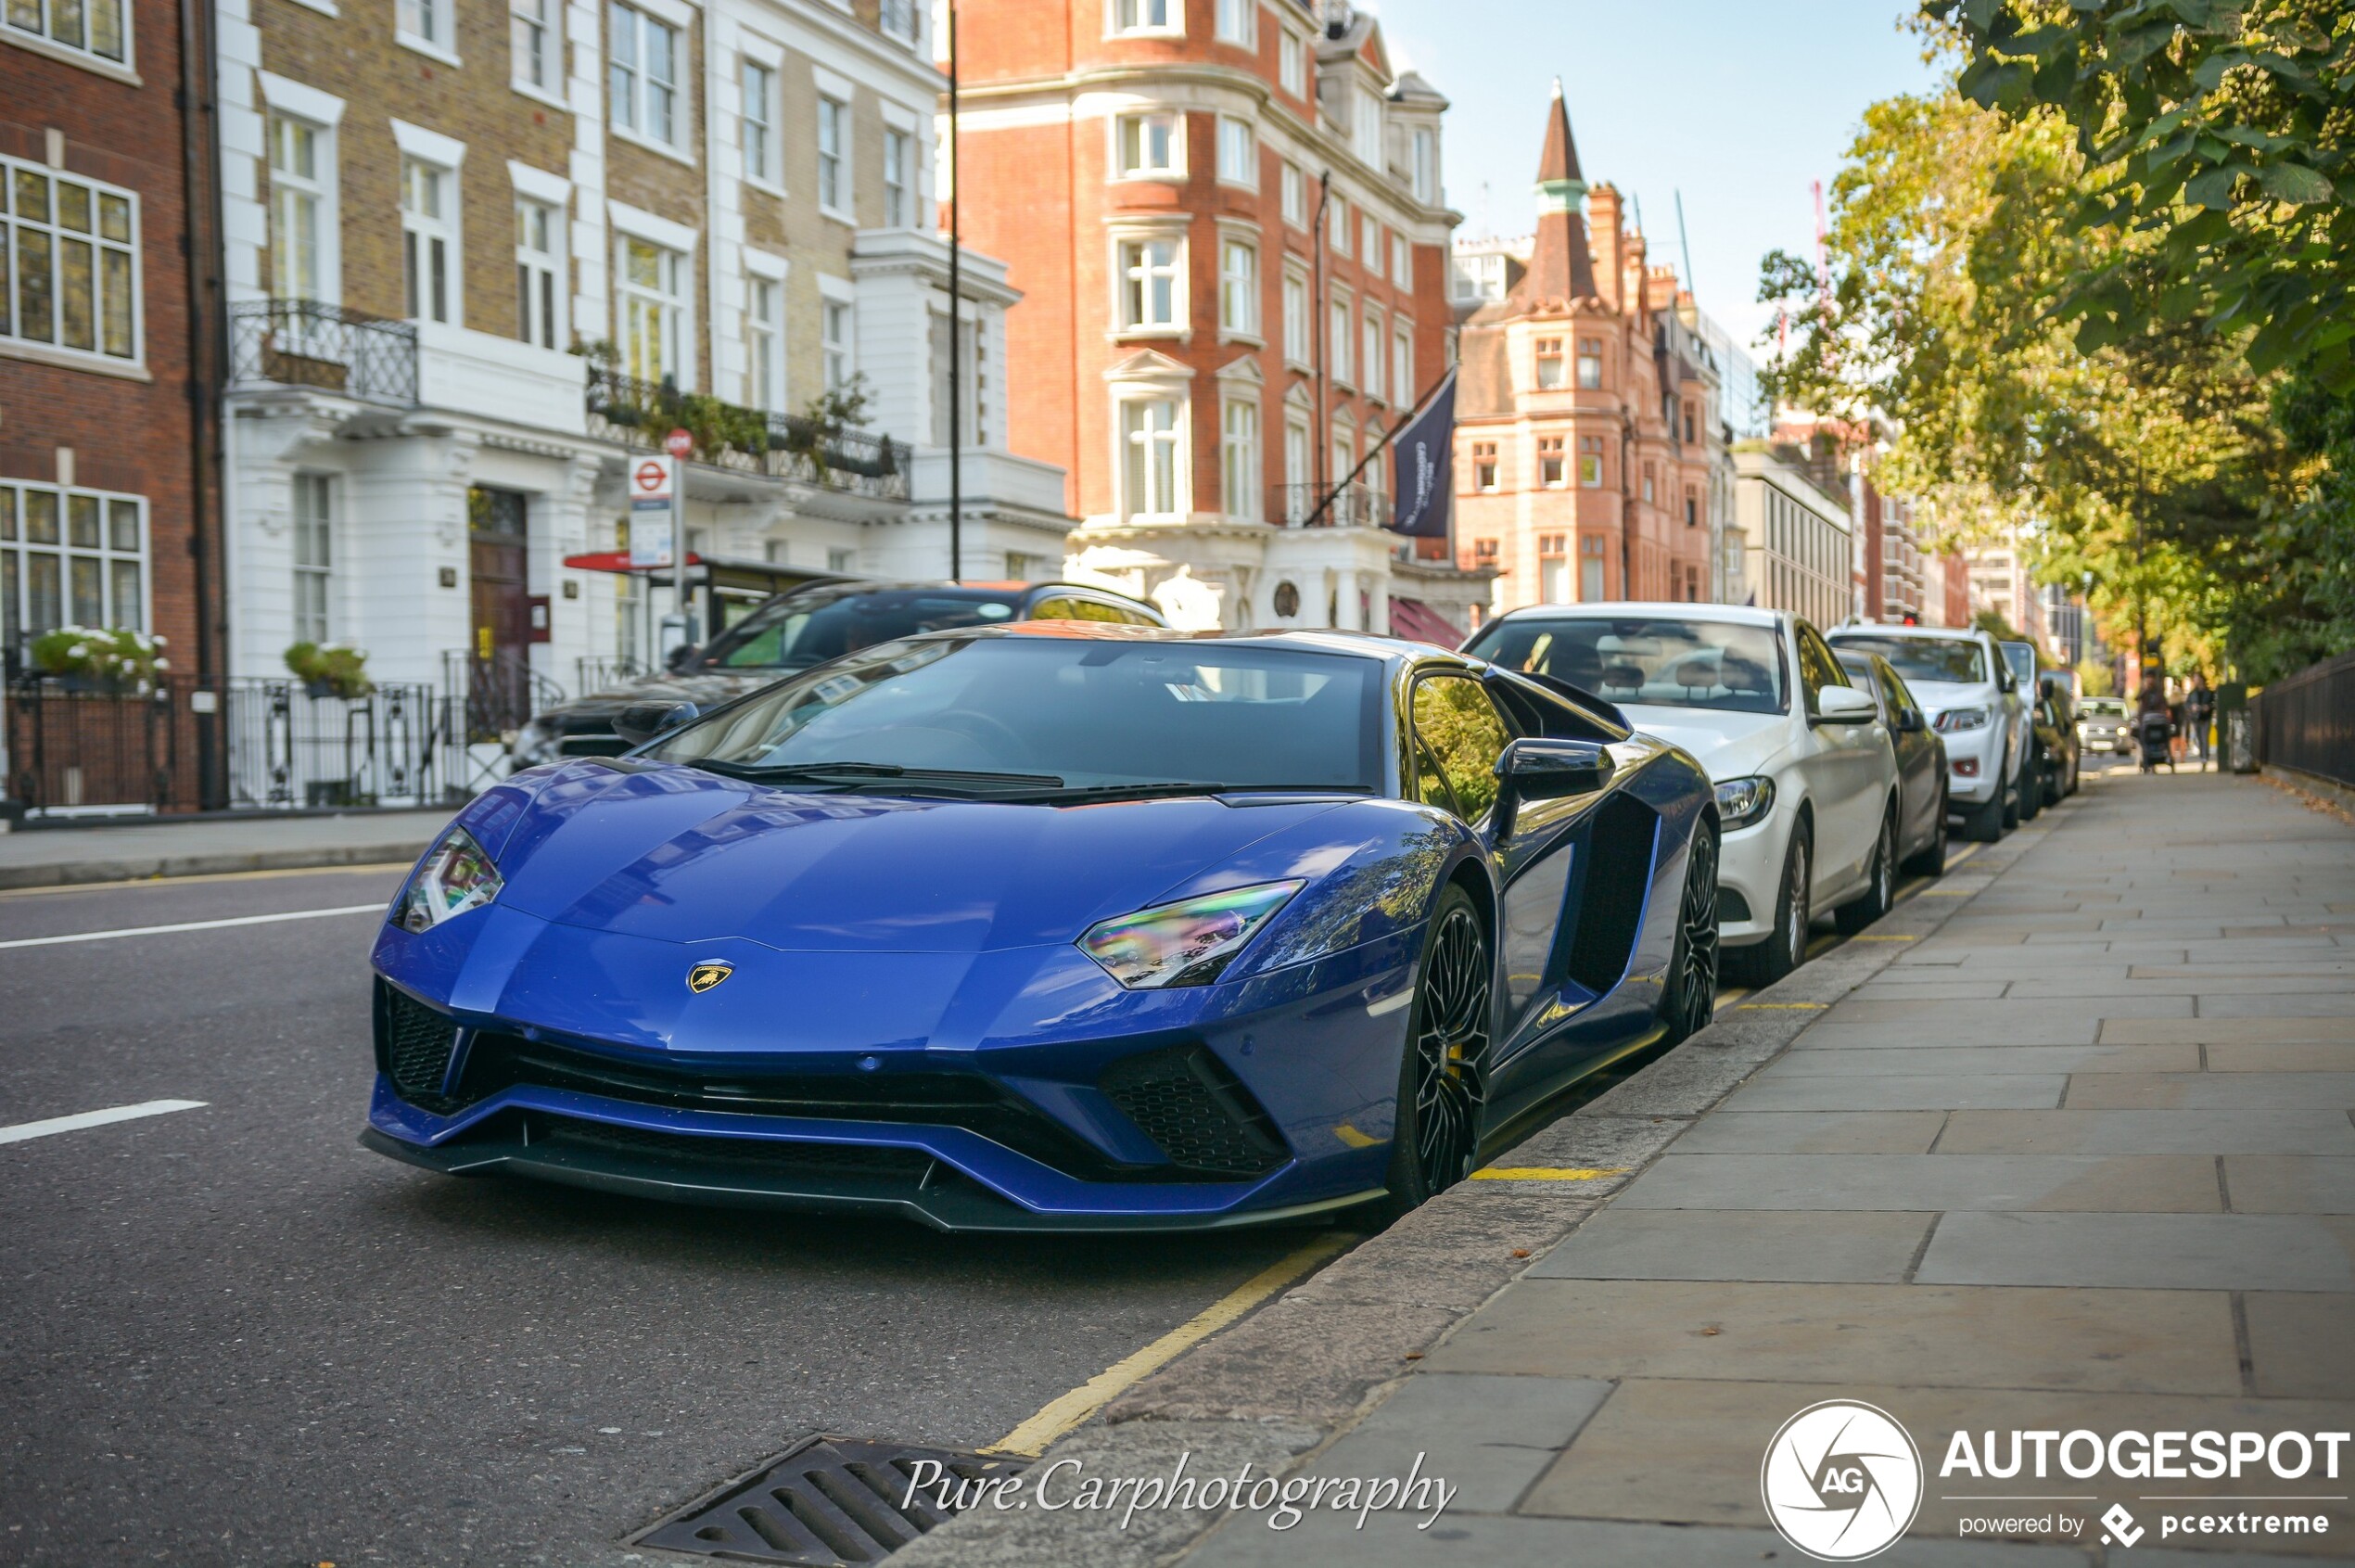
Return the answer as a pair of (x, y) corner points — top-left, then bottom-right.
(1078, 880), (1305, 990)
(395, 824), (504, 933)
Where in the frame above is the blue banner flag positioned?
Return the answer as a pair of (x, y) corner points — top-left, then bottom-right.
(1388, 367), (1457, 539)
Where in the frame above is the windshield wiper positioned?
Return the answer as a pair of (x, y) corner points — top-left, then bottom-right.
(689, 759), (1064, 791)
(993, 782), (1374, 805)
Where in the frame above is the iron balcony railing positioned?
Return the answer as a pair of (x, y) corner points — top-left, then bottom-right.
(1268, 482), (1392, 529)
(228, 300), (420, 407)
(586, 368), (913, 503)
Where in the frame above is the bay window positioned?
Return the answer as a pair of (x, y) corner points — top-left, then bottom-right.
(1115, 113), (1181, 179)
(1118, 236), (1183, 332)
(1219, 237), (1256, 338)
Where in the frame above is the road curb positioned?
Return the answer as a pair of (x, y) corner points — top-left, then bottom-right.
(0, 839), (436, 890)
(897, 799), (2076, 1568)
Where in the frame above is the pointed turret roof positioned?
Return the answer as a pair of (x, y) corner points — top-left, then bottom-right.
(1508, 79), (1598, 307)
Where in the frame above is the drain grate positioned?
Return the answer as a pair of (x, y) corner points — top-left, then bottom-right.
(631, 1435), (1029, 1565)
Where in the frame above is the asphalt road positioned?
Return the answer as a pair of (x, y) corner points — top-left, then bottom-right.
(0, 868), (1310, 1567)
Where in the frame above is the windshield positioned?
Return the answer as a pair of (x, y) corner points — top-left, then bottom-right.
(2000, 642), (2038, 690)
(647, 635), (1385, 794)
(1830, 634), (1986, 685)
(694, 585), (1025, 671)
(1465, 617), (1787, 715)
(2082, 697), (2127, 718)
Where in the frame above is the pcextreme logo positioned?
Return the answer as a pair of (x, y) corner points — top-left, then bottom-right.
(1762, 1400), (1926, 1562)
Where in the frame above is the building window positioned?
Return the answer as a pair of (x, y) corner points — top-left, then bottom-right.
(1280, 162), (1305, 228)
(1331, 424), (1355, 489)
(1360, 213), (1381, 264)
(1120, 397), (1182, 519)
(822, 298), (853, 388)
(6, 0), (126, 62)
(1329, 297), (1352, 384)
(817, 97), (848, 212)
(1537, 435), (1565, 488)
(608, 3), (679, 146)
(617, 235), (683, 382)
(516, 197), (559, 348)
(1581, 534), (1607, 601)
(1354, 90), (1381, 168)
(1578, 434), (1604, 488)
(1471, 537), (1497, 565)
(1642, 463), (1656, 504)
(1278, 29), (1305, 95)
(398, 0), (449, 52)
(0, 481), (146, 642)
(1283, 417), (1310, 512)
(1393, 325), (1412, 402)
(1411, 126), (1436, 203)
(1214, 0), (1252, 45)
(266, 118), (324, 304)
(1391, 232), (1411, 288)
(1281, 267), (1308, 364)
(1328, 193), (1348, 253)
(1118, 236), (1182, 331)
(1216, 117), (1256, 185)
(1115, 113), (1181, 178)
(1221, 399), (1258, 519)
(1112, 0), (1175, 34)
(512, 0), (556, 92)
(741, 59), (775, 184)
(1362, 306), (1384, 402)
(1219, 237), (1256, 338)
(1538, 533), (1568, 601)
(883, 128), (911, 226)
(1685, 486), (1699, 529)
(1471, 441), (1496, 491)
(401, 158), (455, 324)
(1534, 338), (1565, 389)
(1576, 336), (1602, 389)
(746, 275), (781, 410)
(2, 156), (139, 362)
(1683, 400), (1698, 443)
(291, 473), (334, 644)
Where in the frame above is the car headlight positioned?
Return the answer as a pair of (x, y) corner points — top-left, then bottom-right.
(394, 825), (504, 933)
(1078, 880), (1305, 990)
(1713, 775), (1776, 831)
(1935, 706), (1990, 733)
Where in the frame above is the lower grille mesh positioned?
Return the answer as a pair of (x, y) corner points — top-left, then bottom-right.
(379, 985), (460, 1110)
(1099, 1047), (1286, 1177)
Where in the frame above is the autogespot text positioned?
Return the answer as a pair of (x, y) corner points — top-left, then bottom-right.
(899, 1451), (1458, 1531)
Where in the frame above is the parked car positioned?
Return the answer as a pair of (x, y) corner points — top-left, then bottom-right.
(1998, 642), (2048, 820)
(2078, 695), (2132, 757)
(1827, 625), (2029, 843)
(513, 580), (1167, 765)
(1465, 604), (1903, 985)
(1835, 647), (1949, 877)
(365, 625), (1720, 1228)
(2034, 674), (2081, 803)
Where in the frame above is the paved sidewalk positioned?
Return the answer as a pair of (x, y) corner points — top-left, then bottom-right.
(1177, 771), (2355, 1566)
(0, 808), (452, 888)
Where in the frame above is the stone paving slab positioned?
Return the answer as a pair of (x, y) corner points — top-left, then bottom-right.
(1717, 1072), (2069, 1111)
(1934, 1108), (2355, 1155)
(1526, 1208), (1937, 1282)
(1669, 1110), (1950, 1154)
(2242, 1293), (2355, 1398)
(1289, 1372), (1613, 1514)
(1763, 1043), (2200, 1074)
(2220, 1157), (2355, 1215)
(2104, 1017), (2355, 1045)
(1916, 1211), (2355, 1291)
(2193, 994), (2355, 1019)
(1609, 1153), (2223, 1213)
(2209, 1042), (2355, 1072)
(2064, 1072), (2355, 1110)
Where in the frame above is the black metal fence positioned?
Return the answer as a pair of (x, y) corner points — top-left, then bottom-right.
(2255, 649), (2355, 790)
(586, 367), (912, 502)
(227, 300), (419, 407)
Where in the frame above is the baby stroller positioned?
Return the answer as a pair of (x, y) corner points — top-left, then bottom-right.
(2137, 710), (2175, 773)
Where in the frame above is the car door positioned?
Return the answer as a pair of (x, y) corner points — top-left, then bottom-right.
(1877, 661), (1941, 853)
(1409, 672), (1574, 1054)
(1793, 621), (1886, 898)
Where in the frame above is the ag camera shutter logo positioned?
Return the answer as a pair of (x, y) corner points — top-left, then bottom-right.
(1761, 1400), (1925, 1561)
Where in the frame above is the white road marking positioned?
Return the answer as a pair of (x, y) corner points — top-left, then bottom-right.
(0, 1100), (208, 1145)
(0, 903), (384, 951)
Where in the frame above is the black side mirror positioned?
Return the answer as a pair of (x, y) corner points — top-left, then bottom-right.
(1490, 738), (1614, 842)
(1897, 708), (1927, 733)
(613, 700), (698, 748)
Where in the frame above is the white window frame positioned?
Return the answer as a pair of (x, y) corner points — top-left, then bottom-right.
(1277, 28), (1304, 96)
(1113, 111), (1183, 181)
(1217, 233), (1257, 343)
(1213, 0), (1253, 46)
(1328, 192), (1349, 254)
(882, 126), (912, 227)
(1328, 287), (1353, 387)
(1283, 413), (1310, 516)
(611, 200), (696, 386)
(1354, 89), (1382, 169)
(397, 147), (461, 326)
(1221, 396), (1259, 520)
(1108, 0), (1178, 38)
(1216, 116), (1256, 187)
(819, 275), (856, 390)
(1279, 161), (1305, 228)
(1393, 322), (1413, 405)
(1360, 212), (1381, 266)
(264, 115), (328, 308)
(0, 480), (149, 639)
(510, 0), (564, 103)
(1280, 262), (1310, 369)
(514, 193), (563, 349)
(0, 157), (145, 373)
(607, 1), (683, 154)
(1391, 232), (1411, 288)
(397, 0), (458, 63)
(1362, 303), (1384, 403)
(291, 472), (335, 645)
(4, 0), (133, 73)
(1411, 126), (1437, 204)
(745, 261), (785, 411)
(1115, 394), (1187, 521)
(740, 57), (777, 187)
(1114, 228), (1186, 337)
(1331, 417), (1356, 493)
(816, 95), (852, 221)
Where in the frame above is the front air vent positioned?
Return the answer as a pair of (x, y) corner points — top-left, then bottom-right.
(1560, 794), (1661, 994)
(1099, 1047), (1287, 1177)
(376, 983), (460, 1111)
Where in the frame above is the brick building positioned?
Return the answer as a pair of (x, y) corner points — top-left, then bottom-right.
(3, 0), (219, 683)
(1453, 84), (1720, 618)
(944, 0), (1489, 635)
(212, 0), (1068, 759)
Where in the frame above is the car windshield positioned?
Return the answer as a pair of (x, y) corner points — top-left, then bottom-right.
(647, 635), (1385, 795)
(1465, 617), (1787, 714)
(1830, 634), (1986, 685)
(694, 585), (1026, 671)
(2083, 697), (2127, 718)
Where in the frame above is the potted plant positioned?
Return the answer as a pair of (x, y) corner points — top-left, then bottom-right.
(31, 626), (170, 691)
(284, 641), (375, 699)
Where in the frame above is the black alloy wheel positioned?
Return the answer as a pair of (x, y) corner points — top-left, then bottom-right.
(1659, 822), (1722, 1045)
(1903, 783), (1948, 877)
(2020, 754), (2043, 821)
(1836, 807), (1896, 936)
(1381, 885), (1492, 1217)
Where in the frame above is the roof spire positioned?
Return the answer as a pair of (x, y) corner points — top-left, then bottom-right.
(1510, 81), (1597, 305)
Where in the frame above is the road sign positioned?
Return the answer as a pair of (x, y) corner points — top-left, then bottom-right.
(664, 427), (694, 460)
(629, 454), (677, 568)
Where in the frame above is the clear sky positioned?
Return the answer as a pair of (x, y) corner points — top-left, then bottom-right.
(1369, 0), (1947, 352)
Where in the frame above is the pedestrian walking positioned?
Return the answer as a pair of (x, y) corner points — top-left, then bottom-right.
(2185, 671), (2215, 769)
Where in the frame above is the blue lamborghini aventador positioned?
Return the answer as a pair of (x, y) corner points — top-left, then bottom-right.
(363, 625), (1720, 1230)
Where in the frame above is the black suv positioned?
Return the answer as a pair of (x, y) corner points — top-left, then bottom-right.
(514, 580), (1167, 764)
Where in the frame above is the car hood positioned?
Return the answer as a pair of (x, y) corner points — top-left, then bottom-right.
(465, 760), (1355, 954)
(1617, 706), (1791, 784)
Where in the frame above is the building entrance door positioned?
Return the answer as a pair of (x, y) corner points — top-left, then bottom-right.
(466, 486), (531, 739)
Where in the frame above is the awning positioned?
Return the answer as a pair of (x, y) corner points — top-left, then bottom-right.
(563, 550), (708, 574)
(1389, 595), (1465, 649)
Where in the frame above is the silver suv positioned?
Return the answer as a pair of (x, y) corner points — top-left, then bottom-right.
(1826, 625), (2029, 841)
